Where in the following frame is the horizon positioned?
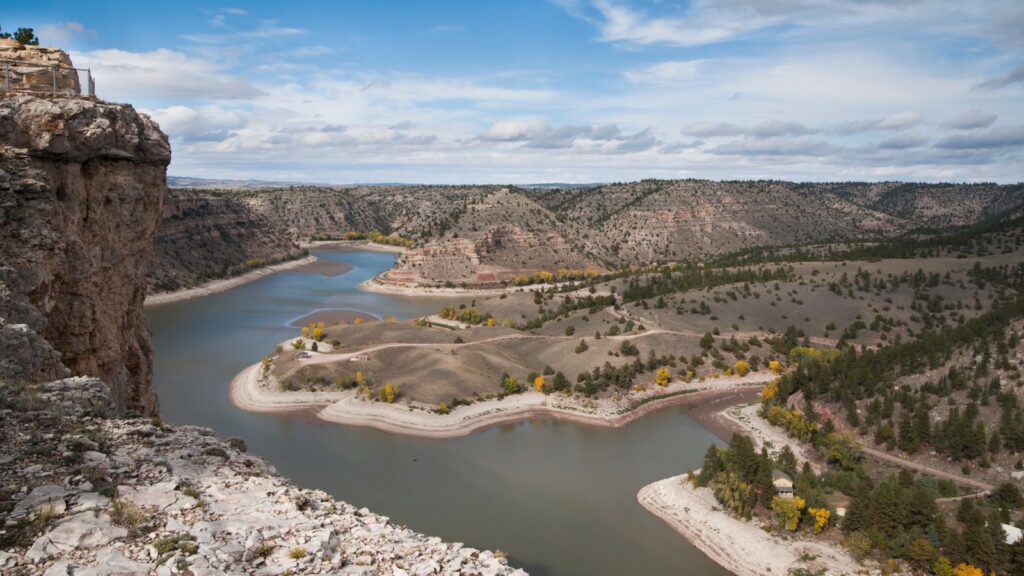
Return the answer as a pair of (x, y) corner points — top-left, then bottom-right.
(165, 174), (1024, 188)
(10, 0), (1024, 183)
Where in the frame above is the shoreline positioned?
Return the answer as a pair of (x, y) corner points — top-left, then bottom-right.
(230, 359), (776, 438)
(300, 240), (407, 253)
(637, 474), (863, 576)
(359, 275), (567, 298)
(145, 255), (316, 307)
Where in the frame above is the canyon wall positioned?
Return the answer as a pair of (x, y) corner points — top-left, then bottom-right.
(150, 189), (305, 294)
(0, 90), (169, 414)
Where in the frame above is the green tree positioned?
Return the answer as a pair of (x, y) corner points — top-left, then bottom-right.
(0, 26), (40, 45)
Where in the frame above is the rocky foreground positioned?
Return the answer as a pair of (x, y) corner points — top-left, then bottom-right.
(0, 378), (523, 576)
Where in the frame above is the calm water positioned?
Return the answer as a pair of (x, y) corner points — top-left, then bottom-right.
(147, 248), (730, 576)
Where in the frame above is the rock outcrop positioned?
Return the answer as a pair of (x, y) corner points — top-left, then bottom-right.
(0, 378), (523, 576)
(0, 50), (169, 414)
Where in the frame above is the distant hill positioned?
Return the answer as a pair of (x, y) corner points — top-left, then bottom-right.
(151, 179), (1024, 291)
(167, 176), (331, 189)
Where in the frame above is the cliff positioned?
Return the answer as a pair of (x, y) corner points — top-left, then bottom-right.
(0, 91), (169, 415)
(150, 189), (305, 294)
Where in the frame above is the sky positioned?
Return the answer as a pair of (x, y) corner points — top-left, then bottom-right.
(9, 1), (1024, 184)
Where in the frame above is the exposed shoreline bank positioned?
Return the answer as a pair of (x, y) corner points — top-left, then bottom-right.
(359, 275), (571, 298)
(145, 255), (317, 307)
(300, 240), (406, 253)
(229, 359), (775, 438)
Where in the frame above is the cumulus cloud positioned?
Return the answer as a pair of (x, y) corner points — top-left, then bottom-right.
(74, 49), (264, 100)
(150, 105), (248, 142)
(479, 120), (550, 142)
(613, 128), (659, 153)
(942, 110), (998, 130)
(935, 126), (1024, 149)
(478, 120), (655, 151)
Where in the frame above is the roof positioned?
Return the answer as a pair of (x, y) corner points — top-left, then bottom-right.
(772, 470), (793, 482)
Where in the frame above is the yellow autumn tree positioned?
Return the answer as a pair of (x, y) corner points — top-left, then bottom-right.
(310, 321), (325, 341)
(951, 564), (983, 576)
(383, 382), (396, 404)
(761, 380), (778, 403)
(655, 367), (670, 386)
(734, 360), (749, 376)
(769, 359), (783, 374)
(536, 270), (554, 283)
(486, 318), (495, 327)
(301, 326), (310, 338)
(534, 375), (545, 392)
(807, 507), (830, 533)
(354, 317), (363, 326)
(770, 495), (805, 531)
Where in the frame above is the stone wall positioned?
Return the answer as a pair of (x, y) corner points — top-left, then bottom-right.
(0, 40), (82, 95)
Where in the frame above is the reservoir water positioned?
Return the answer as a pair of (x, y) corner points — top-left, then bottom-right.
(147, 247), (731, 576)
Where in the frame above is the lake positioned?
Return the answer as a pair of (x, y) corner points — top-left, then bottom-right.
(146, 247), (730, 576)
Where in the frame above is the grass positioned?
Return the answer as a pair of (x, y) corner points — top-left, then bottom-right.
(110, 498), (149, 531)
(154, 533), (199, 564)
(288, 546), (308, 560)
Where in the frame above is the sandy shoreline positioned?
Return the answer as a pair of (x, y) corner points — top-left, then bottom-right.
(638, 475), (863, 576)
(230, 358), (776, 438)
(145, 255), (317, 307)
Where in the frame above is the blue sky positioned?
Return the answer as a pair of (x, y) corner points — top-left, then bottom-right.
(10, 1), (1024, 183)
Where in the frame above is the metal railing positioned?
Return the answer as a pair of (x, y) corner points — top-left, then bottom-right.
(1, 59), (95, 97)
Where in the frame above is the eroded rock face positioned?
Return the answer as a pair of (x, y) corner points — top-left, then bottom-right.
(0, 90), (169, 415)
(150, 189), (305, 294)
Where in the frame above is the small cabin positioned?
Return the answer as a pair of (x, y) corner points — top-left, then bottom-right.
(772, 470), (794, 498)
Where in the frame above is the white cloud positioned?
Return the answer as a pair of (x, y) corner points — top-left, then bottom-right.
(38, 21), (97, 45)
(591, 0), (773, 46)
(479, 120), (550, 142)
(624, 60), (705, 83)
(150, 105), (248, 142)
(74, 49), (263, 100)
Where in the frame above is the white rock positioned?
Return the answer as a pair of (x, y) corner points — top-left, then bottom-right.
(26, 510), (127, 562)
(13, 484), (67, 518)
(73, 547), (152, 575)
(69, 492), (111, 514)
